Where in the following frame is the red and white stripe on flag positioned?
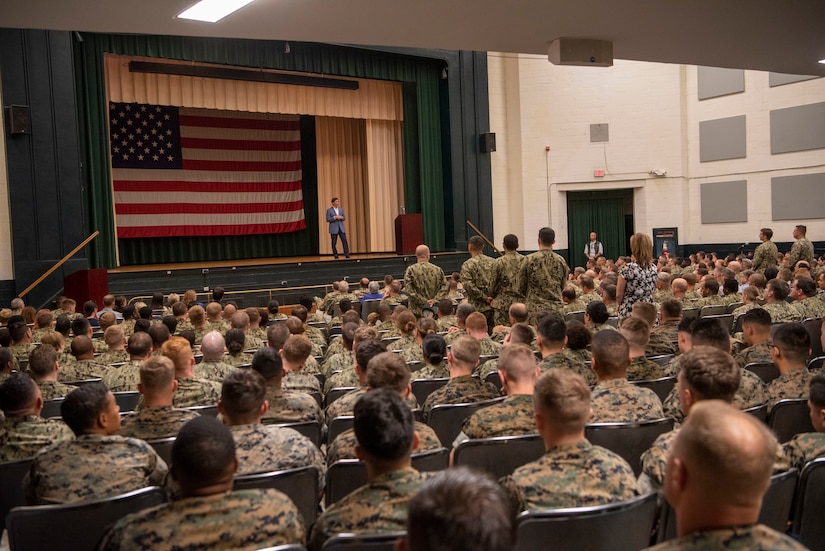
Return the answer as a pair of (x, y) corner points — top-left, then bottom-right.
(109, 103), (306, 238)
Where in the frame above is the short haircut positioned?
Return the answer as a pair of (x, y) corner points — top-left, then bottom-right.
(773, 323), (811, 364)
(509, 323), (535, 346)
(251, 347), (284, 381)
(355, 339), (388, 372)
(761, 227), (773, 239)
(147, 323), (170, 348)
(809, 372), (825, 409)
(534, 369), (590, 433)
(498, 344), (537, 384)
(456, 303), (476, 322)
(104, 325), (125, 347)
(689, 318), (730, 351)
(36, 311), (53, 329)
(422, 334), (447, 365)
(28, 345), (58, 377)
(221, 369), (266, 418)
(767, 279), (790, 300)
(794, 276), (817, 297)
(509, 303), (528, 323)
(631, 302), (657, 327)
(602, 284), (617, 302)
(537, 313), (567, 344)
(660, 299), (682, 319)
(795, 224), (807, 234)
(39, 332), (63, 351)
(162, 336), (193, 371)
(128, 331), (153, 358)
(503, 234), (519, 250)
(354, 325), (379, 344)
(188, 305), (205, 325)
(291, 304), (308, 323)
(468, 235), (485, 251)
(61, 382), (110, 435)
(172, 417), (236, 485)
(437, 299), (454, 316)
(465, 312), (488, 333)
(367, 352), (410, 392)
(723, 278), (739, 295)
(71, 335), (93, 357)
(140, 356), (176, 392)
(282, 335), (313, 364)
(586, 301), (609, 324)
(740, 307), (771, 329)
(353, 388), (414, 461)
(561, 287), (577, 302)
(680, 346), (740, 402)
(450, 335), (481, 366)
(580, 276), (594, 291)
(406, 467), (514, 551)
(703, 279), (720, 295)
(171, 302), (187, 317)
(591, 330), (630, 377)
(267, 324), (290, 351)
(538, 227), (555, 246)
(619, 317), (650, 348)
(0, 372), (38, 414)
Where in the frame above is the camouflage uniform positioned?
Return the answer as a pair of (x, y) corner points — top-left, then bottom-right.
(306, 325), (327, 347)
(443, 329), (467, 346)
(783, 431), (825, 471)
(734, 340), (773, 369)
(436, 315), (457, 332)
(752, 240), (779, 273)
(646, 525), (807, 551)
(304, 355), (321, 374)
(721, 292), (743, 305)
(766, 369), (812, 411)
(538, 353), (596, 387)
(461, 253), (496, 315)
(97, 349), (129, 365)
(563, 298), (587, 315)
(627, 356), (668, 381)
(791, 295), (825, 320)
(92, 339), (109, 354)
(194, 359), (236, 382)
(230, 424), (325, 487)
(243, 333), (264, 351)
(458, 394), (536, 442)
(476, 358), (500, 381)
(412, 361), (450, 380)
(489, 250), (526, 326)
(590, 378), (664, 423)
(322, 350), (353, 378)
(101, 360), (143, 392)
(590, 322), (619, 335)
(380, 295), (405, 309)
(0, 415), (74, 462)
(224, 352), (254, 367)
(263, 387), (323, 424)
(326, 388), (367, 423)
(36, 380), (77, 401)
(403, 261), (448, 316)
(24, 434), (167, 504)
(173, 377), (222, 408)
(564, 348), (592, 365)
(500, 440), (638, 513)
(118, 406), (200, 440)
(390, 336), (425, 363)
(98, 489), (306, 551)
(248, 326), (268, 345)
(646, 331), (677, 357)
(477, 337), (502, 358)
(653, 289), (674, 303)
(732, 302), (760, 322)
(663, 356), (682, 378)
(31, 327), (53, 343)
(324, 368), (359, 395)
(695, 294), (727, 309)
(580, 291), (602, 305)
(10, 342), (36, 369)
(327, 423), (442, 465)
(192, 326), (211, 344)
(788, 237), (815, 269)
(762, 301), (802, 324)
(208, 320), (231, 335)
(663, 369), (767, 424)
(518, 249), (569, 322)
(308, 467), (431, 551)
(422, 375), (500, 418)
(57, 358), (110, 382)
(283, 371), (323, 394)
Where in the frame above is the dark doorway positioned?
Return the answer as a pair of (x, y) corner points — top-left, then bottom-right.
(567, 189), (634, 268)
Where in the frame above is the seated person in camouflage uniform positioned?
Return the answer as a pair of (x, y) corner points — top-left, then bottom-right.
(401, 467), (514, 551)
(389, 311), (426, 363)
(8, 316), (36, 370)
(536, 312), (595, 386)
(194, 331), (235, 382)
(218, 369), (325, 482)
(479, 322), (536, 380)
(161, 336), (221, 408)
(24, 382), (167, 504)
(491, 302), (529, 342)
(619, 317), (668, 381)
(101, 331), (153, 393)
(562, 286), (587, 315)
(61, 335), (110, 381)
(286, 317), (324, 357)
(309, 389), (434, 551)
(325, 339), (388, 423)
(455, 344), (539, 446)
(99, 416), (306, 551)
(465, 311), (502, 358)
(291, 304), (327, 348)
(321, 322), (358, 379)
(766, 323), (814, 412)
(435, 299), (457, 332)
(762, 279), (802, 324)
(412, 333), (449, 380)
(71, 317), (106, 354)
(790, 275), (825, 320)
(251, 347), (322, 425)
(325, 325), (380, 393)
(280, 335), (323, 394)
(28, 344), (76, 401)
(646, 401), (805, 551)
(590, 330), (664, 423)
(734, 308), (774, 369)
(422, 335), (500, 419)
(327, 351), (441, 464)
(0, 372), (74, 462)
(694, 278), (725, 309)
(444, 303), (475, 346)
(632, 301), (677, 356)
(223, 329), (253, 367)
(231, 311), (264, 351)
(97, 325), (129, 366)
(783, 372), (825, 471)
(584, 301), (617, 335)
(499, 369), (638, 513)
(147, 323), (170, 357)
(118, 356), (199, 440)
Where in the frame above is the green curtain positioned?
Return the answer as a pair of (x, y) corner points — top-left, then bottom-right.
(73, 34), (447, 266)
(567, 191), (628, 268)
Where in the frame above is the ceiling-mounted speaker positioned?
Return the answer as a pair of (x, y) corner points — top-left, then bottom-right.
(548, 38), (613, 67)
(7, 105), (32, 134)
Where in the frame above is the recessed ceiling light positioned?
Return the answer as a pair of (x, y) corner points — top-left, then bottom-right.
(177, 0), (256, 23)
(819, 59), (825, 65)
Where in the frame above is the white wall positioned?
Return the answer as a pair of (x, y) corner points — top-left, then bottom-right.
(0, 63), (14, 281)
(489, 54), (825, 254)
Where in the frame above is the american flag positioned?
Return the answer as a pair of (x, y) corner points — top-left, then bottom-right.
(109, 102), (306, 238)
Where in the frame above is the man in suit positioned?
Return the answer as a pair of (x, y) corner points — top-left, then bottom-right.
(326, 197), (350, 259)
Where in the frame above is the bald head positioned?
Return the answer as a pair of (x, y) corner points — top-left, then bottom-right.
(416, 245), (431, 261)
(671, 278), (688, 295)
(201, 331), (226, 361)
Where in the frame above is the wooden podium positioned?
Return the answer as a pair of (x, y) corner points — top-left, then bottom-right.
(63, 268), (109, 307)
(395, 214), (423, 255)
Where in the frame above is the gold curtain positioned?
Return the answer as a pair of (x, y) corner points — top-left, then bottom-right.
(365, 119), (404, 252)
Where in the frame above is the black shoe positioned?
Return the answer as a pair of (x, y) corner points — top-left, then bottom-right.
(345, 255), (350, 259)
(333, 255), (339, 260)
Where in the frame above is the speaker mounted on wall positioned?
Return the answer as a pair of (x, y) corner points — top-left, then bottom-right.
(7, 105), (32, 135)
(479, 132), (496, 153)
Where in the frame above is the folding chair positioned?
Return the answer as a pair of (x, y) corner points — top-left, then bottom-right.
(325, 387), (356, 408)
(585, 418), (674, 476)
(484, 371), (502, 391)
(630, 376), (676, 402)
(40, 398), (64, 419)
(802, 317), (823, 359)
(744, 362), (780, 384)
(792, 457), (825, 549)
(768, 399), (815, 443)
(327, 416), (355, 446)
(113, 391), (141, 412)
(321, 532), (406, 551)
(564, 311), (585, 324)
(410, 378), (449, 405)
(267, 420), (323, 448)
(0, 458), (32, 528)
(703, 313), (733, 333)
(184, 404), (219, 417)
(699, 305), (727, 317)
(646, 354), (674, 366)
(726, 301), (744, 314)
(62, 378), (102, 387)
(809, 355), (825, 371)
(360, 300), (381, 322)
(742, 403), (768, 422)
(234, 466), (320, 526)
(427, 398), (505, 447)
(453, 434), (544, 479)
(681, 308), (699, 320)
(146, 436), (176, 465)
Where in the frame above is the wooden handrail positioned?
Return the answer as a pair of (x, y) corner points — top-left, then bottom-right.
(18, 231), (100, 298)
(466, 220), (502, 256)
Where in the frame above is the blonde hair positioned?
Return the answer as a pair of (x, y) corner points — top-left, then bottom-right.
(140, 356), (176, 391)
(630, 232), (653, 268)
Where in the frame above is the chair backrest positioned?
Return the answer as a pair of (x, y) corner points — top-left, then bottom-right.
(427, 398), (505, 447)
(308, 391), (323, 408)
(732, 314), (744, 334)
(360, 300), (382, 322)
(327, 416), (355, 445)
(585, 418), (675, 477)
(744, 362), (780, 384)
(478, 354), (499, 366)
(630, 377), (676, 402)
(808, 355), (825, 371)
(410, 378), (449, 405)
(742, 403), (769, 422)
(802, 317), (823, 359)
(484, 371), (502, 391)
(314, 372), (326, 388)
(703, 313), (733, 333)
(6, 486), (167, 551)
(146, 437), (176, 465)
(681, 308), (699, 320)
(646, 354), (674, 366)
(770, 323), (789, 338)
(113, 391), (141, 413)
(257, 545), (307, 551)
(194, 354), (204, 364)
(321, 531), (406, 551)
(453, 434), (544, 479)
(329, 326), (344, 338)
(40, 398), (64, 419)
(0, 458), (32, 528)
(405, 361), (424, 373)
(184, 404), (219, 417)
(233, 466), (320, 526)
(699, 304), (727, 317)
(267, 421), (323, 448)
(514, 492), (658, 551)
(758, 468), (798, 532)
(792, 457), (825, 549)
(768, 399), (815, 443)
(564, 311), (585, 323)
(63, 378), (103, 387)
(727, 301), (744, 314)
(325, 387), (356, 408)
(604, 317), (620, 328)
